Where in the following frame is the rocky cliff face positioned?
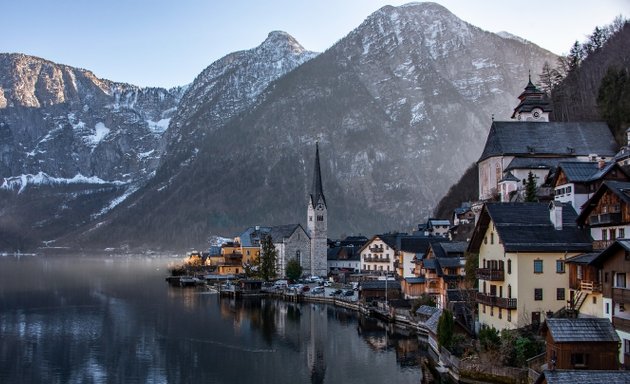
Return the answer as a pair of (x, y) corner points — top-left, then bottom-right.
(71, 2), (557, 250)
(0, 53), (185, 182)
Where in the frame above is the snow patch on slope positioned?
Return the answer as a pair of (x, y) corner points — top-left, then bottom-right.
(1, 172), (125, 194)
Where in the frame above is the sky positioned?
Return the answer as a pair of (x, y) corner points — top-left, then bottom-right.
(2, 0), (628, 88)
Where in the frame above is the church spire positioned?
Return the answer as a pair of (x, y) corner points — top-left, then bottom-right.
(310, 142), (326, 207)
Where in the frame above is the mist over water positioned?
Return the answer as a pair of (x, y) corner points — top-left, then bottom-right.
(0, 255), (438, 383)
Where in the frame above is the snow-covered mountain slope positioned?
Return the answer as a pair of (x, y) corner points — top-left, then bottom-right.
(75, 2), (557, 250)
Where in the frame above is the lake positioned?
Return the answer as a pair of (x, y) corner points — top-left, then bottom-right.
(0, 255), (444, 383)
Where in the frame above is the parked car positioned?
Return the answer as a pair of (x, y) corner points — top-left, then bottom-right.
(312, 286), (325, 294)
(330, 289), (343, 296)
(343, 290), (354, 297)
(302, 285), (310, 292)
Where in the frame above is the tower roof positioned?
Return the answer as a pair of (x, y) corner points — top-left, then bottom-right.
(511, 74), (552, 118)
(310, 142), (326, 207)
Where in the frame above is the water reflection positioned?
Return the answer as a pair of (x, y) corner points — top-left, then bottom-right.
(0, 256), (442, 383)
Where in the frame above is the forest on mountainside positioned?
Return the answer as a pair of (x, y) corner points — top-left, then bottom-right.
(434, 17), (630, 218)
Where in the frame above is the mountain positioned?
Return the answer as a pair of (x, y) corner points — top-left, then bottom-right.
(64, 2), (558, 251)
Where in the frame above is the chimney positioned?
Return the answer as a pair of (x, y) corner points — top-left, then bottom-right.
(598, 158), (606, 169)
(549, 201), (563, 230)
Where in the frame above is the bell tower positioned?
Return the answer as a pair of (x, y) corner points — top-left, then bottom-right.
(511, 73), (551, 122)
(307, 142), (328, 277)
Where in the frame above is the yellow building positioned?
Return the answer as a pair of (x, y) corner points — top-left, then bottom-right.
(468, 202), (592, 330)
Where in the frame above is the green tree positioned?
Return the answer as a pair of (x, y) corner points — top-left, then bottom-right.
(437, 309), (454, 349)
(478, 326), (501, 351)
(524, 171), (538, 202)
(259, 234), (278, 281)
(464, 251), (479, 288)
(285, 258), (303, 281)
(598, 67), (630, 143)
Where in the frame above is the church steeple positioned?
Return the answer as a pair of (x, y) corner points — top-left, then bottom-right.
(511, 73), (552, 121)
(310, 142), (326, 208)
(307, 142), (328, 277)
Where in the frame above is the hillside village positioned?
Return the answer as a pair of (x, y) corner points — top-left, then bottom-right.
(173, 76), (630, 383)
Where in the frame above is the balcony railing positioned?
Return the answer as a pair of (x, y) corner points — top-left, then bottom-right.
(476, 268), (505, 281)
(369, 246), (384, 253)
(589, 212), (621, 225)
(612, 287), (630, 304)
(612, 316), (630, 333)
(364, 256), (390, 263)
(224, 252), (243, 260)
(593, 240), (615, 250)
(579, 280), (602, 293)
(477, 292), (517, 309)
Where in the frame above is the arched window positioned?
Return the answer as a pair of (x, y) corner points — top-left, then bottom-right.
(508, 284), (512, 298)
(296, 250), (301, 264)
(507, 259), (512, 274)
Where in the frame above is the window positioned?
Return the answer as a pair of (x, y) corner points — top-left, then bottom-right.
(309, 216), (313, 222)
(616, 273), (627, 288)
(534, 259), (543, 274)
(577, 265), (583, 280)
(498, 309), (502, 319)
(610, 228), (617, 240)
(592, 296), (597, 304)
(620, 228), (626, 238)
(507, 259), (512, 274)
(317, 215), (324, 221)
(296, 250), (301, 264)
(602, 229), (608, 241)
(567, 186), (572, 194)
(556, 260), (565, 273)
(508, 285), (512, 298)
(484, 236), (487, 244)
(507, 310), (511, 322)
(606, 303), (610, 314)
(490, 232), (494, 244)
(625, 339), (630, 357)
(570, 353), (588, 367)
(534, 288), (543, 301)
(557, 288), (565, 301)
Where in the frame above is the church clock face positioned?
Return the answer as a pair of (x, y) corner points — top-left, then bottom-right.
(532, 108), (541, 119)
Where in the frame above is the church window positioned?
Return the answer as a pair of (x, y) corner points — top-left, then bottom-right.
(309, 216), (313, 222)
(317, 215), (323, 221)
(296, 250), (301, 264)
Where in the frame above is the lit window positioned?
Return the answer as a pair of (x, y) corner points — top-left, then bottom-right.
(534, 259), (543, 274)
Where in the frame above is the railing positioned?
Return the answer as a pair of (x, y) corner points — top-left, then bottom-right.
(369, 246), (384, 253)
(612, 287), (630, 304)
(364, 256), (391, 263)
(580, 280), (602, 292)
(589, 212), (621, 225)
(593, 240), (615, 250)
(476, 268), (505, 281)
(224, 253), (243, 260)
(612, 316), (630, 333)
(476, 293), (517, 309)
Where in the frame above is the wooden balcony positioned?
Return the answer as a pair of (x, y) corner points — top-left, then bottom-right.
(369, 246), (384, 253)
(364, 256), (390, 263)
(476, 268), (505, 281)
(612, 287), (630, 304)
(589, 212), (621, 225)
(612, 316), (630, 333)
(477, 292), (517, 309)
(593, 240), (615, 250)
(579, 280), (602, 293)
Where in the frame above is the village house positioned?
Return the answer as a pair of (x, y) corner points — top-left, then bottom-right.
(541, 317), (620, 371)
(414, 241), (467, 308)
(589, 240), (630, 367)
(359, 234), (399, 276)
(552, 161), (629, 214)
(468, 202), (592, 330)
(477, 77), (618, 202)
(577, 180), (630, 250)
(327, 236), (367, 280)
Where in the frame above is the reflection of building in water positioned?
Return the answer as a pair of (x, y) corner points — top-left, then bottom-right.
(307, 304), (327, 384)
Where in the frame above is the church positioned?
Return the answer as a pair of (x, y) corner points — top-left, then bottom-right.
(477, 76), (618, 202)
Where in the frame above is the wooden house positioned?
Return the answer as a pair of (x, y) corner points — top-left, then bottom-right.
(541, 318), (620, 370)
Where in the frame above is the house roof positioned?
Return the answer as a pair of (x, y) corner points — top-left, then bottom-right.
(310, 142), (326, 208)
(565, 252), (600, 265)
(468, 203), (592, 253)
(499, 171), (520, 183)
(360, 280), (401, 290)
(405, 277), (426, 284)
(553, 161), (628, 187)
(535, 370), (630, 384)
(478, 121), (617, 163)
(399, 236), (450, 254)
(425, 308), (443, 334)
(544, 318), (620, 343)
(240, 224), (308, 247)
(415, 305), (438, 317)
(436, 257), (463, 268)
(577, 180), (630, 224)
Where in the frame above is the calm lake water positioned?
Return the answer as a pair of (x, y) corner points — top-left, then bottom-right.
(0, 255), (443, 383)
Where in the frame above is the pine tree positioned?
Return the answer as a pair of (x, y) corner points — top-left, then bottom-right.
(524, 172), (538, 202)
(437, 309), (454, 349)
(259, 234), (278, 281)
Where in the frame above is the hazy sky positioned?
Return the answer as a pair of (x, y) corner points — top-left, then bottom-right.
(3, 0), (627, 88)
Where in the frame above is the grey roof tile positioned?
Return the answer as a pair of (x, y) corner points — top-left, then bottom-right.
(545, 318), (620, 343)
(538, 370), (630, 384)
